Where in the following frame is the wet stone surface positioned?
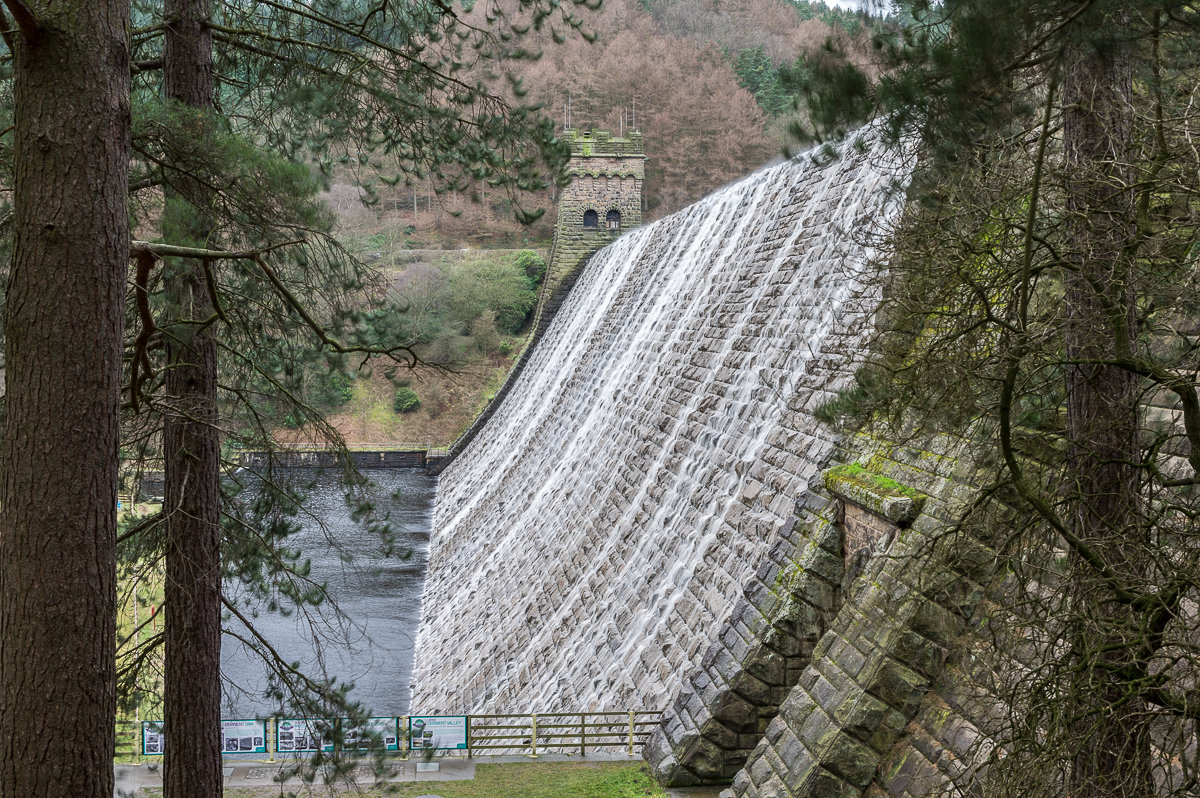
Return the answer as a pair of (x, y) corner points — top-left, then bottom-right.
(415, 132), (911, 720)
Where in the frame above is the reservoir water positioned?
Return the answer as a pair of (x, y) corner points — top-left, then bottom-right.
(220, 468), (436, 719)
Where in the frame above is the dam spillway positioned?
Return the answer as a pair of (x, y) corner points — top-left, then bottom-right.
(413, 132), (910, 714)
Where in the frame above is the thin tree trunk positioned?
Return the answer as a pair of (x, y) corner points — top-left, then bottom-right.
(162, 1), (223, 796)
(1061, 10), (1152, 797)
(0, 3), (130, 797)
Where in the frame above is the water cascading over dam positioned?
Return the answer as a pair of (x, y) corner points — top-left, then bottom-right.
(413, 131), (911, 714)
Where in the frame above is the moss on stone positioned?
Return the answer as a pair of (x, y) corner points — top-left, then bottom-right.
(823, 463), (928, 524)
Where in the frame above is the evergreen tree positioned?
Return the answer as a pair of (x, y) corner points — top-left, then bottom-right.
(115, 2), (589, 793)
(733, 45), (790, 117)
(808, 2), (1200, 794)
(0, 3), (130, 797)
(159, 0), (224, 793)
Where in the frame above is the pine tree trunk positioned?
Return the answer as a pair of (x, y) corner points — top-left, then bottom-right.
(0, 3), (130, 797)
(1061, 11), (1152, 797)
(161, 1), (223, 796)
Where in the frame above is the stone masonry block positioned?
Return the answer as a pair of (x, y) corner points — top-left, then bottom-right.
(888, 627), (945, 681)
(714, 692), (761, 733)
(730, 670), (774, 706)
(688, 737), (735, 781)
(746, 649), (787, 686)
(815, 727), (880, 788)
(832, 692), (890, 750)
(864, 657), (929, 717)
(908, 600), (963, 646)
(699, 717), (740, 749)
(802, 766), (862, 798)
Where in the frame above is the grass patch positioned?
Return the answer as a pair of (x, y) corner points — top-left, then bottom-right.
(210, 761), (667, 798)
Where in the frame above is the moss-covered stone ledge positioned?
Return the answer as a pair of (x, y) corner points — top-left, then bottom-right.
(823, 463), (928, 526)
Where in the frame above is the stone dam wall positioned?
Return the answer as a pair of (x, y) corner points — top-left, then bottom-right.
(239, 449), (430, 470)
(435, 129), (645, 475)
(647, 425), (1199, 796)
(410, 125), (1200, 794)
(643, 433), (1003, 795)
(412, 131), (913, 715)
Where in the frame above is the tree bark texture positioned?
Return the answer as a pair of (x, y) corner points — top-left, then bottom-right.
(161, 1), (222, 796)
(0, 4), (130, 798)
(1060, 9), (1152, 797)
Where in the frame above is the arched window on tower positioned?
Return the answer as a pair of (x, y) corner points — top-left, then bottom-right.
(606, 209), (621, 230)
(583, 209), (599, 228)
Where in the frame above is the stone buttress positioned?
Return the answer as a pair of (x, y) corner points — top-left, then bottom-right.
(647, 435), (1010, 797)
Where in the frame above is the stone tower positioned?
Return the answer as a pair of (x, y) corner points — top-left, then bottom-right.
(548, 128), (645, 285)
(431, 129), (645, 472)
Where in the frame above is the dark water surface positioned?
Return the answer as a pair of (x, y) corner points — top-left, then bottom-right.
(220, 468), (436, 718)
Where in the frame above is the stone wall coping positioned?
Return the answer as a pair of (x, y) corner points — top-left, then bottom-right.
(562, 128), (646, 157)
(822, 463), (928, 525)
(566, 168), (646, 178)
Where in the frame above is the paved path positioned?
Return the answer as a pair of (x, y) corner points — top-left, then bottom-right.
(114, 753), (727, 796)
(115, 758), (476, 796)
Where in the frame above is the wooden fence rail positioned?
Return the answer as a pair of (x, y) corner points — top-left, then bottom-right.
(467, 711), (663, 757)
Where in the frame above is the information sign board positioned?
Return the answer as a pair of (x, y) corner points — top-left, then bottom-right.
(408, 716), (468, 751)
(344, 717), (400, 751)
(142, 721), (165, 756)
(276, 718), (334, 753)
(221, 719), (267, 754)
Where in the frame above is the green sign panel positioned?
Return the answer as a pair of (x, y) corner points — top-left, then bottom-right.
(408, 715), (468, 750)
(221, 719), (267, 754)
(276, 718), (334, 753)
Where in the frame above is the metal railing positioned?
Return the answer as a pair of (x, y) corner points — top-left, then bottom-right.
(115, 711), (662, 763)
(260, 442), (445, 453)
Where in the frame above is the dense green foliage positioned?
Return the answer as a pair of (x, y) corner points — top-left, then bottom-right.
(392, 386), (421, 414)
(734, 46), (793, 117)
(391, 250), (545, 353)
(514, 249), (549, 284)
(311, 371), (356, 409)
(446, 257), (539, 335)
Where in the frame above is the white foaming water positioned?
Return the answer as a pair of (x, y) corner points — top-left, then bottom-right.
(414, 131), (911, 713)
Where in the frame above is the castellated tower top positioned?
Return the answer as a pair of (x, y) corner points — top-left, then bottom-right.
(550, 129), (646, 282)
(564, 127), (645, 161)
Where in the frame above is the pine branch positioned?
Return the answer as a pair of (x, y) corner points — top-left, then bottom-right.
(0, 0), (40, 46)
(252, 255), (420, 365)
(129, 249), (158, 413)
(131, 239), (304, 262)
